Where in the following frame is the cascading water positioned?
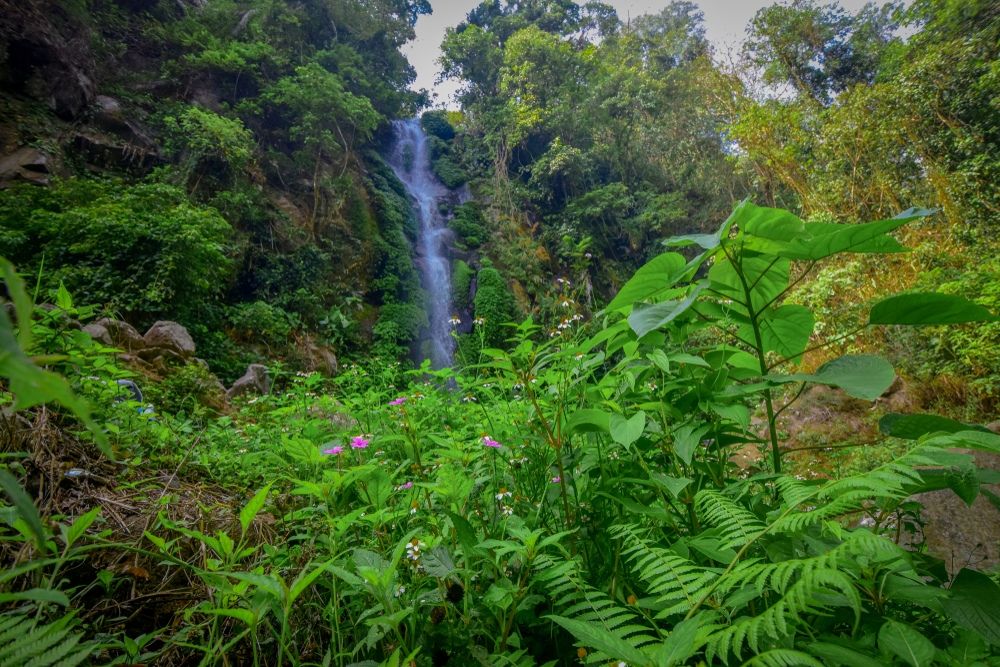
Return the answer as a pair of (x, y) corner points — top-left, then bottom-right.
(387, 118), (456, 369)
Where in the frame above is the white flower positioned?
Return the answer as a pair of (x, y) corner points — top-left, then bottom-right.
(448, 315), (461, 326)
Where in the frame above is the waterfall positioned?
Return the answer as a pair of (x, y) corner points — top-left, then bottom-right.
(387, 118), (456, 369)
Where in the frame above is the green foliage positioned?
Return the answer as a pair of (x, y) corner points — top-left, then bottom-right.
(449, 203), (488, 249)
(451, 260), (474, 311)
(4, 202), (1000, 664)
(0, 180), (232, 324)
(420, 110), (455, 141)
(473, 267), (518, 347)
(161, 105), (254, 187)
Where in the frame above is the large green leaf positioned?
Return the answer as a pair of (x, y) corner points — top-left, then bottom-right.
(775, 354), (895, 401)
(780, 208), (931, 261)
(628, 281), (706, 338)
(752, 304), (814, 360)
(610, 411), (646, 447)
(870, 293), (997, 325)
(548, 615), (653, 666)
(0, 470), (50, 555)
(709, 254), (789, 315)
(878, 620), (935, 667)
(879, 413), (988, 440)
(740, 202), (805, 241)
(942, 568), (1000, 646)
(607, 252), (686, 310)
(566, 408), (611, 434)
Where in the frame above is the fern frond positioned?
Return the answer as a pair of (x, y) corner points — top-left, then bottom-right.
(611, 524), (718, 618)
(740, 649), (824, 666)
(535, 553), (658, 663)
(695, 491), (766, 550)
(0, 613), (94, 667)
(706, 568), (860, 663)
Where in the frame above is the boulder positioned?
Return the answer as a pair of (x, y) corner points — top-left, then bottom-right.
(0, 147), (52, 186)
(227, 364), (270, 399)
(302, 341), (338, 376)
(143, 321), (196, 357)
(82, 322), (112, 346)
(93, 317), (144, 351)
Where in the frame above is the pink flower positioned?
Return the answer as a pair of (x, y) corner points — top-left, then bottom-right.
(389, 397), (407, 406)
(551, 476), (561, 484)
(482, 436), (501, 449)
(351, 436), (370, 449)
(323, 445), (343, 456)
(396, 481), (413, 491)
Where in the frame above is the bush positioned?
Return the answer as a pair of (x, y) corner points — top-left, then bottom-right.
(0, 179), (233, 324)
(449, 203), (487, 249)
(473, 267), (517, 347)
(421, 109), (455, 141)
(431, 155), (467, 189)
(452, 260), (474, 311)
(226, 301), (300, 348)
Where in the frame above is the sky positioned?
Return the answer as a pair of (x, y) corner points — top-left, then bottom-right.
(402, 0), (882, 106)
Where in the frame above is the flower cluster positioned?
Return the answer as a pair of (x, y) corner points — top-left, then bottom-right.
(482, 435), (501, 448)
(405, 537), (426, 562)
(351, 436), (369, 449)
(322, 445), (343, 456)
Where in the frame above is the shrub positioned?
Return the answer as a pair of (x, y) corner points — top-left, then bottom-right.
(0, 179), (233, 324)
(449, 203), (487, 249)
(421, 109), (456, 141)
(473, 267), (517, 347)
(452, 260), (474, 311)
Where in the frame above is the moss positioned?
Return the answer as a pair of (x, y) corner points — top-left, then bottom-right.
(421, 110), (456, 142)
(473, 267), (518, 348)
(452, 260), (474, 311)
(449, 203), (487, 249)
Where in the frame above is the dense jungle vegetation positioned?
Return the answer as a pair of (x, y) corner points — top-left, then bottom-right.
(1, 0), (1000, 665)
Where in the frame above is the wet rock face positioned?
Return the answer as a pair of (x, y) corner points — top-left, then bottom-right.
(0, 3), (96, 120)
(0, 147), (51, 186)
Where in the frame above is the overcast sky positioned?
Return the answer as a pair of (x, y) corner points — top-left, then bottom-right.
(403, 0), (883, 106)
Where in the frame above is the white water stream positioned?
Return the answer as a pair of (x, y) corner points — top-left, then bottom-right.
(387, 118), (456, 368)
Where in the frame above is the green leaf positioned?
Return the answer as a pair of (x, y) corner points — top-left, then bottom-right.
(807, 642), (884, 667)
(741, 202), (805, 241)
(610, 411), (646, 447)
(912, 465), (980, 505)
(781, 208), (931, 260)
(656, 617), (703, 666)
(607, 252), (686, 310)
(289, 560), (331, 604)
(941, 568), (1000, 646)
(201, 607), (256, 626)
(0, 588), (70, 606)
(650, 473), (693, 498)
(566, 409), (611, 434)
(879, 413), (990, 440)
(62, 507), (101, 549)
(870, 293), (997, 325)
(55, 281), (74, 310)
(709, 254), (789, 315)
(0, 257), (33, 349)
(628, 281), (706, 338)
(548, 615), (653, 666)
(239, 484), (271, 535)
(757, 304), (814, 361)
(776, 354), (895, 401)
(672, 423), (709, 466)
(0, 469), (49, 554)
(879, 620), (935, 667)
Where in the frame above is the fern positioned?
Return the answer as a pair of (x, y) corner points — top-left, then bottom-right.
(0, 613), (94, 667)
(611, 524), (717, 618)
(534, 553), (658, 663)
(695, 490), (767, 550)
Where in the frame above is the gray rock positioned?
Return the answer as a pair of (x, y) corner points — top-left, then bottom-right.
(93, 318), (144, 351)
(0, 147), (51, 186)
(82, 322), (112, 346)
(227, 364), (270, 399)
(143, 321), (196, 357)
